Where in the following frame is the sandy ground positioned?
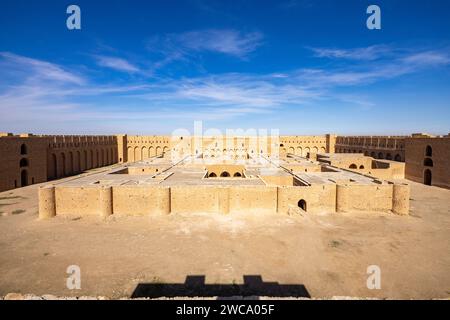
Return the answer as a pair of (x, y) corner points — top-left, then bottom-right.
(0, 179), (449, 299)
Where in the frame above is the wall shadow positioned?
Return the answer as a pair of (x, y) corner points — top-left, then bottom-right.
(131, 275), (310, 299)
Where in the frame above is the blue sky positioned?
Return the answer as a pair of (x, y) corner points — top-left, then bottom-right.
(0, 0), (449, 135)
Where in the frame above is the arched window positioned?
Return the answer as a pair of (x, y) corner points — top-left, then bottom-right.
(20, 158), (29, 167)
(298, 199), (307, 212)
(208, 172), (217, 178)
(349, 164), (357, 169)
(394, 154), (402, 162)
(20, 144), (27, 155)
(359, 165), (365, 169)
(378, 152), (384, 159)
(424, 158), (433, 167)
(425, 145), (432, 157)
(233, 172), (242, 177)
(220, 171), (230, 177)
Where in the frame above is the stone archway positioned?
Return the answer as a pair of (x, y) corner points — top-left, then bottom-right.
(298, 199), (307, 212)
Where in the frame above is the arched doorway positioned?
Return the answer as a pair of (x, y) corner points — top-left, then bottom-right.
(298, 199), (307, 212)
(425, 145), (432, 157)
(233, 172), (242, 177)
(21, 170), (28, 187)
(220, 172), (230, 177)
(424, 169), (432, 186)
(349, 164), (357, 169)
(48, 153), (57, 179)
(208, 172), (217, 178)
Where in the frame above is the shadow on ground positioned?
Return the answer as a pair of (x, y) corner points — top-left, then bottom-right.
(131, 275), (310, 299)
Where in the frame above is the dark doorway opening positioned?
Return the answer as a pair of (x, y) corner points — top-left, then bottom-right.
(21, 170), (28, 187)
(424, 169), (432, 186)
(298, 199), (307, 212)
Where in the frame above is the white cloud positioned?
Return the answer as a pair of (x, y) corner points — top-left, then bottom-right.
(93, 55), (140, 73)
(145, 29), (264, 72)
(173, 29), (263, 58)
(309, 45), (393, 61)
(0, 52), (85, 85)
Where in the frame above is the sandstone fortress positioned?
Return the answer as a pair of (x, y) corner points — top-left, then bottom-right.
(1, 132), (449, 219)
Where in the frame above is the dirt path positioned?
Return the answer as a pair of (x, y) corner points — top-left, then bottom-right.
(0, 181), (449, 299)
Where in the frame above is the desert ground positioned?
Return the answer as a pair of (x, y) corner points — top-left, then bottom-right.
(0, 170), (449, 299)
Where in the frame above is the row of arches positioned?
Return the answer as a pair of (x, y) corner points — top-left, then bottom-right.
(424, 146), (433, 186)
(286, 146), (326, 157)
(208, 171), (243, 178)
(349, 164), (365, 170)
(370, 152), (402, 162)
(47, 148), (117, 180)
(336, 148), (403, 162)
(127, 146), (169, 162)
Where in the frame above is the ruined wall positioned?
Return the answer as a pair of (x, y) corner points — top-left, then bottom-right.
(0, 134), (48, 192)
(277, 184), (337, 214)
(0, 133), (118, 192)
(55, 186), (103, 216)
(112, 186), (170, 215)
(336, 184), (393, 212)
(170, 186), (229, 214)
(228, 186), (278, 214)
(39, 180), (410, 218)
(405, 136), (450, 189)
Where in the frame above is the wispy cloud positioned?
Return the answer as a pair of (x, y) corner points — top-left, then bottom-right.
(302, 47), (450, 86)
(171, 29), (263, 58)
(0, 51), (85, 85)
(308, 45), (393, 61)
(145, 29), (264, 72)
(93, 55), (140, 73)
